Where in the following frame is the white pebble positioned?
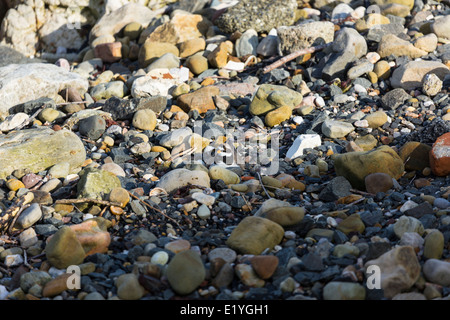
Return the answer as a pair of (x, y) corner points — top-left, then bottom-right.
(353, 84), (367, 94)
(284, 231), (296, 239)
(151, 251), (169, 266)
(4, 254), (23, 267)
(83, 213), (94, 221)
(197, 204), (211, 219)
(327, 216), (338, 227)
(314, 96), (325, 107)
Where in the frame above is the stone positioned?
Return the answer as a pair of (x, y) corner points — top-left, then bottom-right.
(257, 28), (280, 57)
(132, 109), (157, 131)
(209, 166), (240, 185)
(14, 203), (42, 230)
(42, 273), (71, 298)
(393, 215), (424, 238)
(0, 128), (85, 179)
(277, 21), (334, 54)
(185, 55), (208, 75)
(215, 0), (298, 33)
(100, 163), (126, 177)
(337, 214), (365, 235)
(0, 63), (88, 117)
(429, 133), (450, 177)
(131, 229), (157, 246)
(235, 29), (258, 57)
(265, 105), (292, 127)
(19, 228), (38, 248)
(235, 264), (265, 288)
(347, 61), (374, 80)
(20, 271), (52, 293)
(250, 255), (279, 279)
(390, 60), (449, 91)
(259, 206), (305, 227)
(138, 42), (179, 68)
(78, 115), (106, 141)
(226, 216), (284, 255)
(166, 250), (205, 295)
(103, 96), (167, 121)
(321, 120), (355, 139)
(90, 81), (129, 101)
(48, 162), (70, 179)
(364, 111), (388, 128)
(431, 15), (450, 40)
(414, 33), (438, 53)
(378, 34), (426, 59)
(108, 187), (130, 208)
(116, 273), (145, 300)
(207, 41), (231, 69)
(365, 173), (394, 194)
(0, 113), (29, 132)
(90, 3), (159, 45)
(365, 246), (420, 299)
(45, 226), (86, 269)
(374, 60), (391, 80)
(319, 176), (353, 202)
(399, 141), (432, 171)
(422, 73), (443, 97)
(146, 53), (180, 72)
(151, 251), (169, 266)
(399, 232), (424, 250)
(423, 230), (444, 259)
(249, 84), (303, 116)
(323, 282), (366, 300)
(165, 239), (191, 254)
(123, 22), (143, 41)
(177, 86), (219, 114)
(285, 134), (322, 161)
(322, 28), (367, 80)
(156, 168), (210, 193)
(197, 204), (211, 219)
(159, 127), (192, 148)
(423, 259), (450, 287)
(94, 42), (122, 63)
(332, 146), (405, 190)
(178, 38), (206, 58)
(333, 244), (360, 258)
(381, 88), (411, 110)
(77, 168), (121, 200)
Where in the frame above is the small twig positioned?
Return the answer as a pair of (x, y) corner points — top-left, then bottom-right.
(55, 101), (87, 107)
(23, 250), (34, 270)
(344, 197), (366, 208)
(257, 172), (272, 199)
(262, 43), (332, 74)
(127, 191), (183, 230)
(350, 189), (376, 197)
(55, 198), (122, 207)
(167, 147), (197, 162)
(7, 204), (31, 235)
(240, 193), (253, 211)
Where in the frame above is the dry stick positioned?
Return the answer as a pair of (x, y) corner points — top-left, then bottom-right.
(55, 198), (123, 207)
(7, 204), (31, 235)
(262, 43), (332, 74)
(257, 172), (272, 199)
(126, 191), (183, 230)
(350, 189), (376, 197)
(14, 107), (44, 131)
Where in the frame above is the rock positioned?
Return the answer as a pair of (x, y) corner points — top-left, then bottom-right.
(197, 204), (211, 219)
(332, 146), (405, 190)
(321, 120), (355, 139)
(399, 141), (431, 171)
(178, 38), (206, 58)
(249, 84), (303, 116)
(259, 206), (305, 227)
(138, 41), (179, 68)
(254, 198), (292, 216)
(185, 54), (208, 75)
(156, 168), (210, 193)
(422, 73), (443, 97)
(116, 273), (145, 300)
(146, 53), (180, 72)
(393, 215), (425, 238)
(166, 250), (205, 295)
(333, 244), (360, 258)
(207, 41), (231, 69)
(20, 271), (52, 293)
(257, 28), (280, 57)
(423, 230), (444, 259)
(90, 3), (159, 45)
(14, 203), (42, 230)
(285, 134), (322, 161)
(94, 42), (122, 63)
(265, 105), (292, 127)
(277, 21), (335, 54)
(319, 176), (352, 202)
(390, 60), (450, 91)
(108, 187), (130, 208)
(322, 27), (367, 80)
(414, 33), (438, 53)
(374, 60), (391, 80)
(381, 88), (411, 110)
(0, 63), (88, 117)
(347, 60), (374, 79)
(209, 166), (240, 185)
(235, 263), (265, 287)
(399, 232), (424, 250)
(364, 111), (388, 128)
(365, 246), (420, 299)
(215, 0), (298, 33)
(123, 22), (143, 41)
(165, 239), (191, 254)
(431, 15), (450, 41)
(378, 34), (427, 59)
(100, 162), (126, 177)
(337, 214), (365, 235)
(159, 127), (192, 148)
(45, 226), (86, 269)
(0, 127), (86, 179)
(235, 29), (258, 57)
(42, 273), (71, 298)
(103, 96), (167, 121)
(0, 113), (29, 132)
(132, 229), (157, 246)
(323, 282), (366, 300)
(226, 216), (284, 255)
(392, 292), (426, 300)
(78, 115), (106, 141)
(364, 173), (394, 194)
(423, 259), (450, 287)
(148, 13), (211, 45)
(19, 228), (38, 248)
(132, 109), (157, 131)
(77, 168), (121, 201)
(250, 255), (279, 279)
(151, 251), (169, 266)
(177, 86), (219, 114)
(429, 132), (450, 176)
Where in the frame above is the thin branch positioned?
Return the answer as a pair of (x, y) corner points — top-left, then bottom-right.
(257, 172), (272, 199)
(262, 43), (332, 74)
(350, 189), (376, 197)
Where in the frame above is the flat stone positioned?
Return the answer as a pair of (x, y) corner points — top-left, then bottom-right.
(423, 259), (450, 287)
(166, 250), (205, 295)
(391, 60), (450, 91)
(323, 282), (366, 300)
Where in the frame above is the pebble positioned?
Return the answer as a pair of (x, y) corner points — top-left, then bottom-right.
(166, 250), (206, 295)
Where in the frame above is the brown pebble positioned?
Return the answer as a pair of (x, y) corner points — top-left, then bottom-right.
(414, 178), (431, 188)
(164, 239), (191, 254)
(365, 172), (394, 194)
(250, 255), (279, 280)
